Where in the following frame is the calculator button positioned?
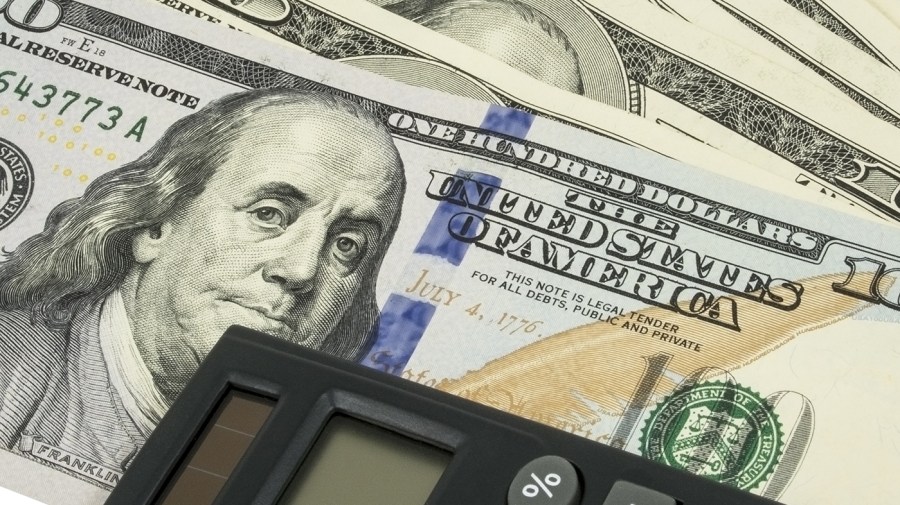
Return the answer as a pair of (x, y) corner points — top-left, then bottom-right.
(507, 455), (582, 505)
(601, 481), (677, 505)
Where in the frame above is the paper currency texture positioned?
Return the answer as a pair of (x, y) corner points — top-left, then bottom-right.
(1, 2), (900, 505)
(209, 0), (900, 221)
(709, 0), (900, 128)
(161, 0), (878, 217)
(788, 0), (900, 70)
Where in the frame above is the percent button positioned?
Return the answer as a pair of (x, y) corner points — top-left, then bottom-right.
(508, 455), (581, 505)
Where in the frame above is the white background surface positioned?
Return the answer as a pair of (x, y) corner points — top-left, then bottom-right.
(0, 487), (48, 505)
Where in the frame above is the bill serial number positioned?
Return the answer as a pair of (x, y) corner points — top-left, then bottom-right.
(0, 70), (148, 142)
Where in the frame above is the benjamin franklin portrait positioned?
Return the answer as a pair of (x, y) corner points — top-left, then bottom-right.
(0, 88), (405, 481)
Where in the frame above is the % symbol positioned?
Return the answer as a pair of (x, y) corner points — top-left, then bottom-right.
(522, 472), (561, 498)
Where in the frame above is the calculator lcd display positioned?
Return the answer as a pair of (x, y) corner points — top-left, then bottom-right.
(278, 415), (451, 505)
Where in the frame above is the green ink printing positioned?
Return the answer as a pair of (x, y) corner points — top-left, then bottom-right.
(639, 381), (783, 491)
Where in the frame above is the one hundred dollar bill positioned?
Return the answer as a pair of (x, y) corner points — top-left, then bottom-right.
(642, 0), (900, 129)
(1, 1), (900, 505)
(158, 0), (883, 217)
(775, 0), (900, 73)
(706, 0), (900, 129)
(827, 0), (900, 67)
(207, 0), (900, 221)
(381, 0), (900, 220)
(642, 0), (872, 108)
(149, 0), (788, 190)
(575, 0), (900, 222)
(657, 0), (900, 80)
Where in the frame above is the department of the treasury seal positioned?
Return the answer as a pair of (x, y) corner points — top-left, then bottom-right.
(639, 381), (783, 491)
(0, 137), (34, 231)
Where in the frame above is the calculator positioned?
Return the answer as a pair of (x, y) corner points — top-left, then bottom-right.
(107, 326), (783, 505)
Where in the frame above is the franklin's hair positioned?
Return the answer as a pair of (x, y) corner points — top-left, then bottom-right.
(0, 88), (404, 361)
(389, 0), (585, 95)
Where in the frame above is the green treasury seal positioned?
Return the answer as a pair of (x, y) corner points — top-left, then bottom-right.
(639, 381), (783, 490)
(0, 137), (34, 231)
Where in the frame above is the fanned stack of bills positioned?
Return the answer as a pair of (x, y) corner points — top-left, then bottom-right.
(0, 0), (899, 504)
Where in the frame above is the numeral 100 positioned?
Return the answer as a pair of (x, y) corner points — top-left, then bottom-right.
(834, 257), (900, 310)
(0, 0), (62, 32)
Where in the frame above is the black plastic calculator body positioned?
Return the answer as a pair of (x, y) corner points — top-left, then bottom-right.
(108, 326), (783, 505)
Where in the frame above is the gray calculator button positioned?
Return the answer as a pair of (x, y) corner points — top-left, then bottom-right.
(601, 481), (677, 505)
(507, 455), (582, 505)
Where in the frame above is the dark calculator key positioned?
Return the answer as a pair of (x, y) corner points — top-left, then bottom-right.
(602, 480), (678, 505)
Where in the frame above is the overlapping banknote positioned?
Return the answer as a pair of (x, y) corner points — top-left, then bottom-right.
(868, 0), (900, 35)
(1, 1), (900, 505)
(152, 0), (834, 202)
(165, 0), (900, 222)
(656, 0), (900, 131)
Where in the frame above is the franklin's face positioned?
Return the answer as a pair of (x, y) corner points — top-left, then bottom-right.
(124, 105), (402, 399)
(426, 5), (584, 94)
